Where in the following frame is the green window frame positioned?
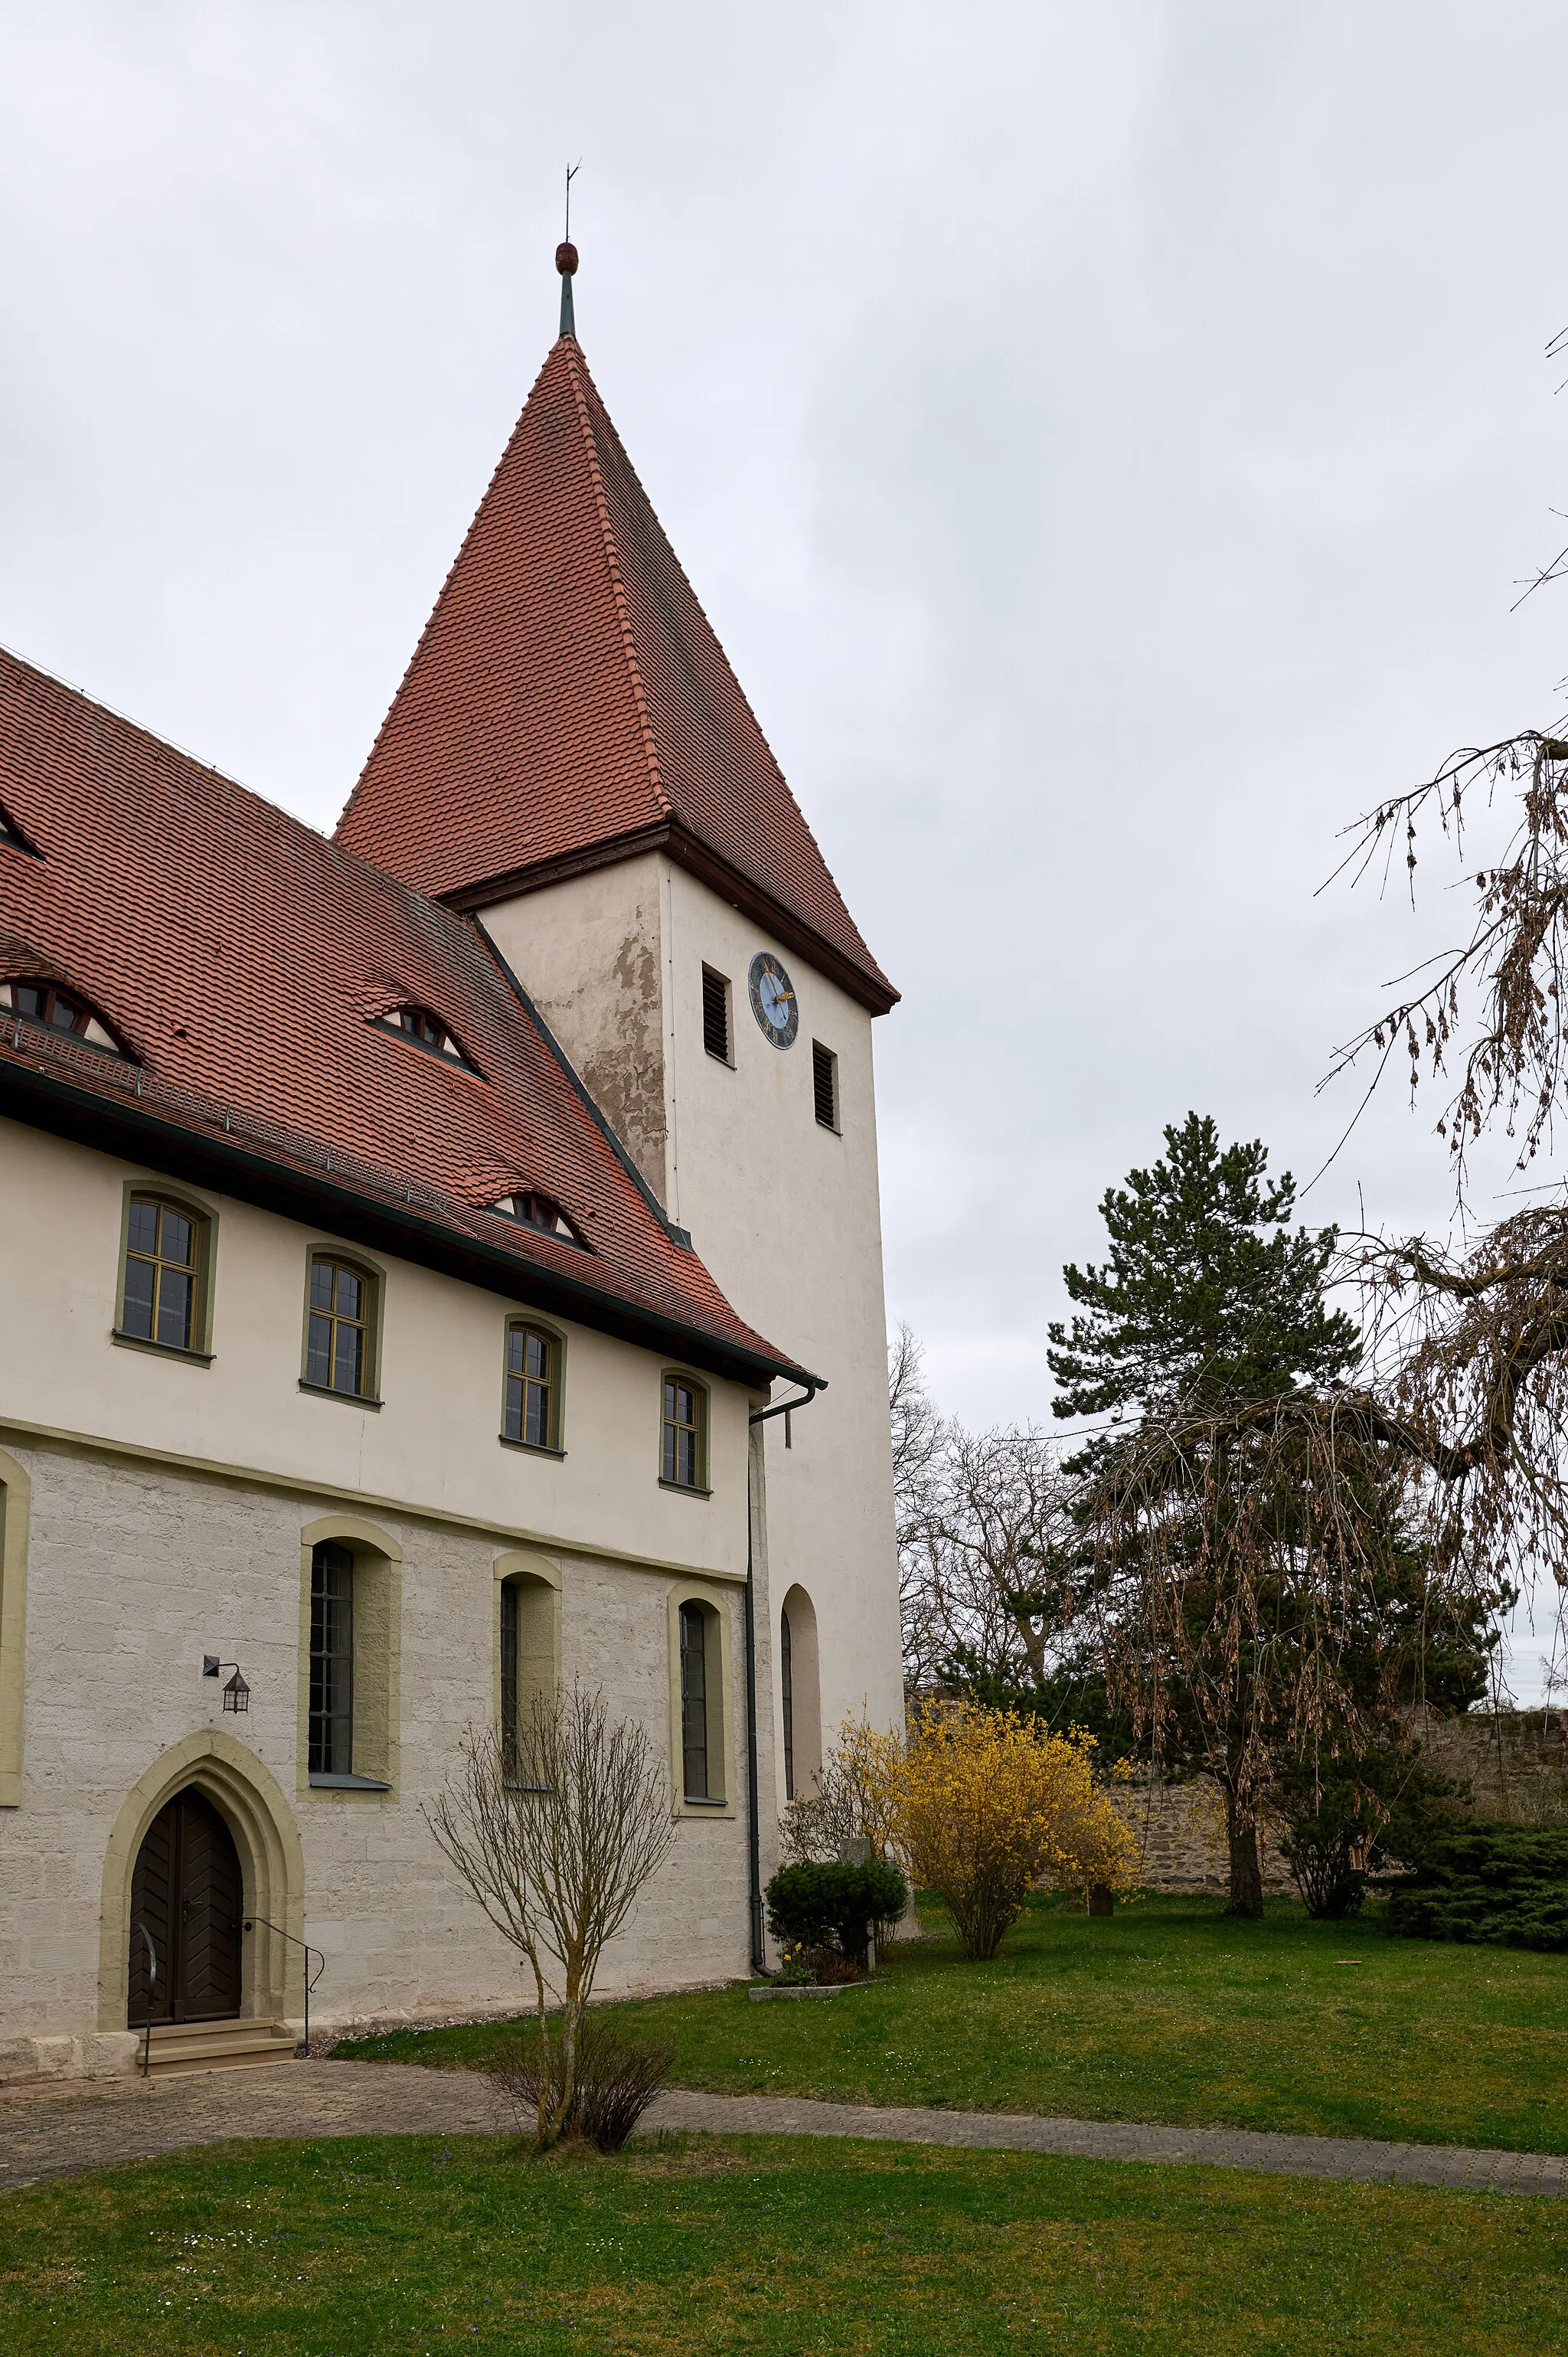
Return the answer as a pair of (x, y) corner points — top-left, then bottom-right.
(680, 1599), (710, 1800)
(661, 1371), (709, 1493)
(309, 1540), (354, 1776)
(114, 1188), (214, 1360)
(303, 1253), (380, 1401)
(502, 1321), (562, 1453)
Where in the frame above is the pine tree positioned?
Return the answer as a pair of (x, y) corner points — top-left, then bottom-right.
(1047, 1113), (1357, 1430)
(1048, 1115), (1361, 1917)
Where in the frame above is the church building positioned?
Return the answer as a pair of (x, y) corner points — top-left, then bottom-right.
(0, 248), (902, 2081)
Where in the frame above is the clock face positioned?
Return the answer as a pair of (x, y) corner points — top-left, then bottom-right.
(747, 950), (799, 1049)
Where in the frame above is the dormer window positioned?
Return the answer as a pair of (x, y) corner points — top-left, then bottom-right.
(489, 1191), (584, 1247)
(376, 1005), (472, 1066)
(1, 980), (121, 1051)
(0, 805), (31, 854)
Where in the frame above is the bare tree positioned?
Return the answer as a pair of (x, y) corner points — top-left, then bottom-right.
(889, 1326), (1083, 1693)
(889, 1326), (949, 1688)
(426, 1683), (673, 2149)
(936, 1424), (1079, 1687)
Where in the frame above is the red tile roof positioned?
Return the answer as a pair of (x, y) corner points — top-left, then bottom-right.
(335, 335), (897, 1015)
(0, 645), (810, 1387)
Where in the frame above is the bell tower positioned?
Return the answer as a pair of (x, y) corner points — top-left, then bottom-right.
(335, 245), (904, 1764)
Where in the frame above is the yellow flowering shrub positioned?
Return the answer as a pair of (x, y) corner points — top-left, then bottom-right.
(872, 1700), (1138, 1960)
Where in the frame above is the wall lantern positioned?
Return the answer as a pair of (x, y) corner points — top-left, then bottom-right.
(202, 1654), (250, 1714)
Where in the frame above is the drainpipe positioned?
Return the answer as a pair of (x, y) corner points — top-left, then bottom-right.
(744, 1378), (823, 1974)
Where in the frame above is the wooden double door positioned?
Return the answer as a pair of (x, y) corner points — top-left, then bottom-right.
(128, 1787), (244, 2026)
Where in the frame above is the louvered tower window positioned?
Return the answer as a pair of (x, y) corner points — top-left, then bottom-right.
(701, 966), (731, 1063)
(812, 1041), (839, 1131)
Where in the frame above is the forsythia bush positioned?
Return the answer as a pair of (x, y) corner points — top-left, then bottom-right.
(871, 1700), (1138, 1960)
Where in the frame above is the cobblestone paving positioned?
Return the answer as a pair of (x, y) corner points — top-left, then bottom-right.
(0, 2061), (499, 2193)
(2, 2064), (1564, 2200)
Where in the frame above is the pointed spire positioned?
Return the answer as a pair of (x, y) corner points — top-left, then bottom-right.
(336, 334), (897, 1013)
(556, 239), (578, 338)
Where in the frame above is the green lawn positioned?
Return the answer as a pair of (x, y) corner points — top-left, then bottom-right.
(2, 2131), (1565, 2355)
(339, 1894), (1568, 2154)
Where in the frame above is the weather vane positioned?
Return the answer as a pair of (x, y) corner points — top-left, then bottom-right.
(557, 160), (581, 338)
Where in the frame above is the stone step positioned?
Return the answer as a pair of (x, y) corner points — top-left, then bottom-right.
(139, 2019), (299, 2077)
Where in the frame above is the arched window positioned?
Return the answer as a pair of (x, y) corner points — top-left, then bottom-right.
(502, 1321), (561, 1452)
(781, 1606), (795, 1801)
(661, 1372), (709, 1492)
(488, 1192), (584, 1247)
(2, 978), (120, 1051)
(304, 1254), (380, 1400)
(680, 1600), (712, 1800)
(779, 1586), (822, 1803)
(118, 1193), (211, 1355)
(301, 1524), (397, 1792)
(376, 1005), (472, 1066)
(669, 1587), (729, 1813)
(498, 1568), (559, 1784)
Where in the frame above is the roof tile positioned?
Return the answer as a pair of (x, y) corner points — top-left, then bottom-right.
(0, 645), (804, 1382)
(335, 336), (897, 1012)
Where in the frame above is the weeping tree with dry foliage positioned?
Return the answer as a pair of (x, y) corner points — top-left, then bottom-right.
(426, 1683), (673, 2150)
(1070, 451), (1568, 1909)
(1321, 727), (1568, 1618)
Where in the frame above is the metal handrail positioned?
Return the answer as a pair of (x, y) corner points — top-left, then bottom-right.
(136, 1921), (158, 2077)
(243, 1916), (327, 2058)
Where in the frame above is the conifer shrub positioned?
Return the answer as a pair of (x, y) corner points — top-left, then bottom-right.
(764, 1859), (909, 1973)
(1385, 1823), (1568, 1951)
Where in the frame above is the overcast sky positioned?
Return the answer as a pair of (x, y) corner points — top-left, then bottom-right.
(5, 3), (1566, 1688)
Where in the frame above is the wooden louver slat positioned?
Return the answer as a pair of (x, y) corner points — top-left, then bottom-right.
(701, 966), (730, 1062)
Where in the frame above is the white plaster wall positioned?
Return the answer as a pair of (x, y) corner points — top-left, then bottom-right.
(660, 865), (903, 1781)
(0, 1118), (750, 1583)
(482, 858), (904, 1806)
(0, 1445), (755, 2051)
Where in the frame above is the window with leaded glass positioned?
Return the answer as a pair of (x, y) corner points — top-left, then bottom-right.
(503, 1323), (557, 1449)
(500, 1577), (519, 1783)
(305, 1257), (373, 1397)
(121, 1197), (201, 1351)
(781, 1606), (795, 1802)
(662, 1375), (705, 1489)
(680, 1600), (709, 1800)
(309, 1541), (354, 1775)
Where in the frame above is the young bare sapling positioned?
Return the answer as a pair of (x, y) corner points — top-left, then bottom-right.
(426, 1682), (674, 2149)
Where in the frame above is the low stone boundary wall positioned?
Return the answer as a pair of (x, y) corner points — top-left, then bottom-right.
(1111, 1780), (1292, 1896)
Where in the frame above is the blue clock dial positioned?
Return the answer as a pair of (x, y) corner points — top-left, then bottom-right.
(747, 950), (799, 1048)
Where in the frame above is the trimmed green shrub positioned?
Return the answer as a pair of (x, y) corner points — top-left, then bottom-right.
(765, 1859), (909, 1973)
(1385, 1823), (1568, 1952)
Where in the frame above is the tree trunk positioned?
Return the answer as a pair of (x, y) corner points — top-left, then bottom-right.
(1223, 1792), (1265, 1921)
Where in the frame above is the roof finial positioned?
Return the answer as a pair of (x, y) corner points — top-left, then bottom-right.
(556, 162), (580, 338)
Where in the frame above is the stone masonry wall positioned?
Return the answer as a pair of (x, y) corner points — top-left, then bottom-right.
(1112, 1780), (1292, 1896)
(1107, 1713), (1568, 1898)
(0, 1442), (760, 2080)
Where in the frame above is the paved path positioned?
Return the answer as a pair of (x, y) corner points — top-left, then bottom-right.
(0, 2061), (499, 2194)
(645, 2089), (1568, 2199)
(1, 2063), (1564, 2201)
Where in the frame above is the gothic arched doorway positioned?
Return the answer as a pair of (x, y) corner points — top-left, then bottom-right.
(127, 1786), (243, 2027)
